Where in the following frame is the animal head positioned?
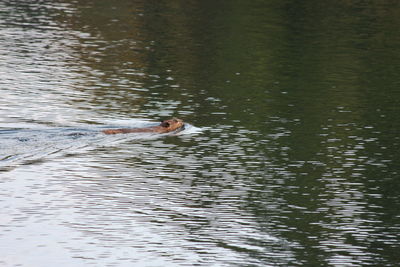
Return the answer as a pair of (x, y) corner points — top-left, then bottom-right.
(160, 118), (184, 131)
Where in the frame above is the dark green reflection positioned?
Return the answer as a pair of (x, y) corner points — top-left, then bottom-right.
(55, 0), (400, 265)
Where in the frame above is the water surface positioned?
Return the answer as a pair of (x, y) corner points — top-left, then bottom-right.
(1, 0), (400, 266)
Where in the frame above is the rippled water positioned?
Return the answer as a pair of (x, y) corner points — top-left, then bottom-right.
(1, 0), (400, 266)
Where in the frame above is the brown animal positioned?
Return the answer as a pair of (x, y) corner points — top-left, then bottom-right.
(102, 118), (184, 135)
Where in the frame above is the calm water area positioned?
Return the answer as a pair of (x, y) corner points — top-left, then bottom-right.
(1, 0), (400, 266)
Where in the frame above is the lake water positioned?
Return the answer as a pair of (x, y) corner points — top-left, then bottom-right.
(1, 1), (400, 266)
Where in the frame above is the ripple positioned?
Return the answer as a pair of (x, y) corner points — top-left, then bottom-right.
(1, 0), (400, 266)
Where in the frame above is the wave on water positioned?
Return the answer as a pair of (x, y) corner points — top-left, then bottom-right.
(175, 123), (202, 135)
(0, 122), (200, 171)
(0, 127), (100, 170)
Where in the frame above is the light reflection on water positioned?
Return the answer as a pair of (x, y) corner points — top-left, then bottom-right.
(1, 125), (290, 267)
(1, 0), (400, 266)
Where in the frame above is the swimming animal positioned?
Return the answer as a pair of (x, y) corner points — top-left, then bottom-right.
(102, 118), (184, 135)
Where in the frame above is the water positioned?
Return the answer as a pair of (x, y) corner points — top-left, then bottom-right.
(1, 0), (400, 266)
